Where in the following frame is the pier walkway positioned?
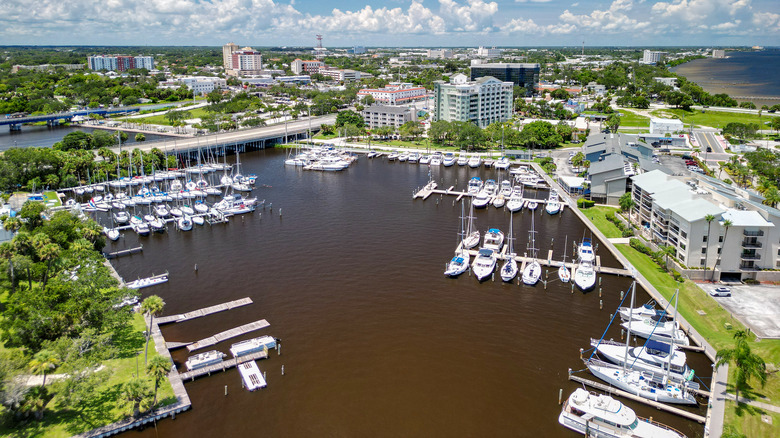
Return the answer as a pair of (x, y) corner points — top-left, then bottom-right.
(186, 319), (270, 352)
(179, 350), (269, 381)
(157, 297), (253, 325)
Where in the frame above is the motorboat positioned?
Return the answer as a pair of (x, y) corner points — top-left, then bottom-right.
(408, 152), (421, 163)
(619, 302), (665, 322)
(590, 338), (695, 383)
(113, 211), (130, 224)
(467, 155), (481, 168)
(498, 180), (512, 197)
(472, 191), (490, 208)
(558, 388), (687, 438)
(185, 350), (226, 371)
(155, 204), (170, 218)
(584, 358), (697, 405)
(506, 186), (524, 212)
(419, 155), (431, 165)
(574, 260), (597, 290)
(126, 274), (168, 289)
(133, 222), (150, 236)
(621, 314), (690, 347)
(192, 215), (205, 226)
(442, 153), (456, 167)
(178, 215), (193, 231)
(230, 336), (277, 357)
(170, 207), (183, 217)
(149, 218), (166, 233)
(387, 152), (399, 161)
(482, 228), (504, 251)
(457, 154), (468, 166)
(545, 190), (561, 215)
(527, 201), (538, 210)
(398, 153), (409, 162)
(578, 238), (595, 263)
(494, 156), (510, 170)
(106, 228), (120, 241)
(483, 179), (498, 196)
(483, 158), (494, 168)
(430, 154), (442, 166)
(492, 195), (505, 209)
(467, 177), (483, 195)
(471, 248), (496, 281)
(444, 254), (469, 277)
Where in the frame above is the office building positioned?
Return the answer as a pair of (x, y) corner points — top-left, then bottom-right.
(223, 42), (239, 70)
(427, 49), (453, 59)
(357, 83), (427, 105)
(432, 76), (513, 128)
(650, 117), (684, 135)
(469, 63), (539, 96)
(476, 46), (502, 59)
(582, 133), (654, 164)
(362, 105), (418, 129)
(642, 50), (665, 64)
(291, 59), (325, 75)
(319, 68), (371, 82)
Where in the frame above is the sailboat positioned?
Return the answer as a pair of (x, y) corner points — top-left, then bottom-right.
(586, 286), (697, 405)
(463, 199), (480, 249)
(445, 203), (471, 277)
(521, 214), (541, 285)
(558, 236), (571, 283)
(500, 213), (518, 282)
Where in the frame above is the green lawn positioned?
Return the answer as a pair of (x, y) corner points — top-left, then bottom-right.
(650, 108), (777, 130)
(0, 313), (176, 437)
(579, 206), (622, 238)
(724, 401), (780, 438)
(616, 109), (650, 127)
(119, 107), (211, 126)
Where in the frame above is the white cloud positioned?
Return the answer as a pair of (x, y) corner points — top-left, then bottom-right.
(558, 1), (650, 33)
(752, 11), (780, 29)
(515, 0), (554, 3)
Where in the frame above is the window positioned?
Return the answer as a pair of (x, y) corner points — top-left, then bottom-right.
(703, 236), (708, 242)
(680, 231), (687, 239)
(719, 236), (724, 243)
(680, 243), (686, 250)
(701, 248), (707, 254)
(717, 248), (722, 254)
(701, 259), (706, 267)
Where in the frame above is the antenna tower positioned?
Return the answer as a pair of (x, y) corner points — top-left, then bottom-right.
(316, 35), (323, 49)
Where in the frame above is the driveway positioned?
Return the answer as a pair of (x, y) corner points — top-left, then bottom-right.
(698, 283), (780, 339)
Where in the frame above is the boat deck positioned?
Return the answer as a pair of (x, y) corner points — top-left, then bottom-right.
(187, 319), (270, 352)
(179, 349), (269, 381)
(237, 360), (267, 391)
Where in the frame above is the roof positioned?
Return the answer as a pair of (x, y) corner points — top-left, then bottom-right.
(672, 198), (724, 223)
(363, 105), (412, 114)
(721, 209), (774, 227)
(651, 185), (694, 210)
(471, 63), (540, 69)
(589, 154), (626, 176)
(631, 169), (674, 192)
(650, 117), (684, 125)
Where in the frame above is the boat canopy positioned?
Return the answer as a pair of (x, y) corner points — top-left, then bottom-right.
(478, 249), (494, 257)
(645, 339), (673, 354)
(488, 228), (500, 234)
(452, 257), (464, 264)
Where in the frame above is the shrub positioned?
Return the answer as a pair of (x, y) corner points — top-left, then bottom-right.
(577, 198), (595, 208)
(744, 279), (760, 285)
(622, 229), (634, 238)
(629, 238), (652, 255)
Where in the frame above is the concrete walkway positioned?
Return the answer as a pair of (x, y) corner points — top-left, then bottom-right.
(607, 237), (631, 244)
(724, 393), (780, 414)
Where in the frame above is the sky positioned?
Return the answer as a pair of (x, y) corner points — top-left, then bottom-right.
(0, 0), (778, 47)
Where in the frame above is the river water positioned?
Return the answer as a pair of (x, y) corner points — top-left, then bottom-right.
(0, 124), (168, 151)
(102, 149), (709, 437)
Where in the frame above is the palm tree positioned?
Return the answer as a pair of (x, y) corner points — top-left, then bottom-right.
(714, 219), (733, 280)
(135, 133), (146, 142)
(146, 355), (171, 409)
(120, 378), (152, 418)
(704, 214), (716, 280)
(38, 243), (60, 288)
(28, 350), (60, 387)
(716, 330), (767, 403)
(763, 186), (780, 208)
(140, 295), (165, 366)
(0, 242), (16, 293)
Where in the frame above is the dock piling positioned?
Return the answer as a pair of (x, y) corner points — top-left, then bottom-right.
(599, 299), (603, 310)
(225, 385), (228, 396)
(282, 365), (285, 376)
(558, 389), (563, 405)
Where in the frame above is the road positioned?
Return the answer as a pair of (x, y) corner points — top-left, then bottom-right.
(108, 114), (337, 153)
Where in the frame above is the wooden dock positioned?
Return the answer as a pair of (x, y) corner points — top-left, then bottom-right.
(104, 245), (143, 259)
(179, 349), (269, 381)
(186, 319), (270, 352)
(568, 374), (706, 423)
(157, 297), (254, 325)
(414, 187), (550, 206)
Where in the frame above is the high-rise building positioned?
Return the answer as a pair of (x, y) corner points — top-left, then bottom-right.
(642, 50), (665, 64)
(231, 47), (263, 73)
(88, 55), (118, 71)
(432, 76), (513, 128)
(427, 49), (453, 59)
(223, 42), (239, 70)
(469, 63), (539, 96)
(134, 56), (155, 71)
(88, 55), (154, 72)
(712, 50), (726, 59)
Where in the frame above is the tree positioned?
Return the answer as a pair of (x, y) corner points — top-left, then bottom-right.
(714, 219), (733, 279)
(335, 110), (364, 128)
(763, 186), (780, 208)
(618, 192), (634, 212)
(362, 95), (375, 106)
(135, 133), (145, 142)
(716, 330), (767, 403)
(704, 214), (716, 280)
(28, 350), (60, 387)
(520, 121), (563, 149)
(38, 243), (60, 288)
(147, 355), (171, 409)
(398, 121), (423, 141)
(120, 378), (152, 418)
(140, 295), (165, 366)
(571, 152), (584, 169)
(606, 114), (621, 132)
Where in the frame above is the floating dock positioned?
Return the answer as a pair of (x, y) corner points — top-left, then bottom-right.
(238, 360), (267, 391)
(179, 349), (269, 381)
(104, 245), (143, 259)
(157, 297), (254, 325)
(568, 374), (706, 423)
(187, 319), (270, 352)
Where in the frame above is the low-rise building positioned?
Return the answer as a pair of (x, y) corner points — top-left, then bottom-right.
(362, 104), (417, 129)
(583, 133), (654, 164)
(160, 76), (226, 95)
(654, 77), (678, 87)
(291, 59), (325, 75)
(357, 83), (427, 105)
(587, 154), (636, 205)
(11, 64), (83, 73)
(319, 68), (371, 82)
(650, 117), (684, 135)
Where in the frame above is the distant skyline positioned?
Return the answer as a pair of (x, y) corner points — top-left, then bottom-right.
(1, 0), (778, 47)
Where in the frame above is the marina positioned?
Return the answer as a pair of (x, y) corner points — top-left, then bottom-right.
(179, 349), (270, 381)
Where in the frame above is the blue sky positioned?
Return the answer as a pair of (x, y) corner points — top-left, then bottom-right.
(0, 0), (778, 47)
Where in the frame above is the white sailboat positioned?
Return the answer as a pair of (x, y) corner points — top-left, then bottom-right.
(590, 338), (695, 383)
(522, 214), (541, 285)
(463, 199), (480, 249)
(500, 213), (518, 282)
(558, 236), (571, 283)
(445, 203), (471, 277)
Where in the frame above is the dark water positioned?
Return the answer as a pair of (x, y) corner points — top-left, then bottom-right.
(103, 149), (709, 437)
(0, 124), (168, 151)
(672, 49), (780, 105)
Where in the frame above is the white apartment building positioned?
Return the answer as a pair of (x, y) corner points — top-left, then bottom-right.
(319, 68), (371, 82)
(223, 42), (239, 70)
(362, 105), (417, 129)
(642, 50), (665, 64)
(649, 117), (684, 135)
(159, 76), (226, 95)
(357, 83), (427, 105)
(630, 170), (780, 281)
(477, 46), (502, 59)
(134, 56), (155, 70)
(712, 50), (726, 59)
(291, 59), (325, 75)
(432, 76), (513, 128)
(231, 48), (263, 74)
(427, 49), (453, 59)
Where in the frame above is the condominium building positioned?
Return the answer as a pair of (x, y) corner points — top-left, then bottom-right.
(712, 50), (726, 59)
(642, 50), (665, 64)
(630, 170), (780, 281)
(87, 55), (154, 72)
(134, 56), (155, 71)
(319, 68), (371, 82)
(231, 48), (263, 74)
(427, 49), (453, 59)
(476, 46), (502, 59)
(469, 63), (539, 95)
(362, 105), (417, 129)
(357, 83), (427, 105)
(432, 76), (513, 128)
(291, 59), (325, 75)
(223, 42), (239, 70)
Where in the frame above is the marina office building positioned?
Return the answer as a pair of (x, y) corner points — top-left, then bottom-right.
(469, 63), (539, 96)
(630, 170), (780, 282)
(432, 75), (513, 128)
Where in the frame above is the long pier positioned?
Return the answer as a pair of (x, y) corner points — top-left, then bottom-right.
(186, 319), (270, 352)
(568, 374), (706, 423)
(104, 245), (143, 259)
(157, 297), (253, 325)
(179, 350), (269, 381)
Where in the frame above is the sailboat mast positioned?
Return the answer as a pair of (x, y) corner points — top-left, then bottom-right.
(623, 280), (636, 373)
(666, 288), (680, 383)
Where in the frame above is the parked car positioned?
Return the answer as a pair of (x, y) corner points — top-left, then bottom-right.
(709, 287), (732, 297)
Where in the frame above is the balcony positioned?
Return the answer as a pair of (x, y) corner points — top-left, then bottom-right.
(740, 253), (761, 260)
(741, 240), (762, 248)
(743, 230), (764, 237)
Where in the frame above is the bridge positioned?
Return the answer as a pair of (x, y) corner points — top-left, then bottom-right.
(108, 114), (337, 156)
(1, 108), (141, 131)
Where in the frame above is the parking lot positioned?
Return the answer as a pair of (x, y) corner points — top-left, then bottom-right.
(698, 283), (780, 339)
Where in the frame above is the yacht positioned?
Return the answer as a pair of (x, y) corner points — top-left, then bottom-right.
(133, 221), (151, 236)
(398, 153), (409, 162)
(442, 153), (457, 167)
(472, 190), (490, 208)
(467, 177), (483, 195)
(584, 358), (697, 405)
(619, 302), (665, 321)
(574, 260), (597, 290)
(545, 190), (561, 215)
(430, 154), (442, 166)
(506, 186), (524, 212)
(113, 211), (130, 224)
(408, 152), (421, 163)
(185, 350), (226, 371)
(492, 195), (505, 209)
(578, 238), (595, 263)
(419, 155), (431, 165)
(467, 155), (481, 168)
(387, 152), (399, 161)
(590, 338), (695, 383)
(483, 179), (498, 196)
(518, 173), (543, 188)
(471, 248), (496, 281)
(482, 228), (504, 251)
(494, 156), (510, 170)
(498, 180), (513, 197)
(558, 388), (687, 438)
(457, 154), (468, 166)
